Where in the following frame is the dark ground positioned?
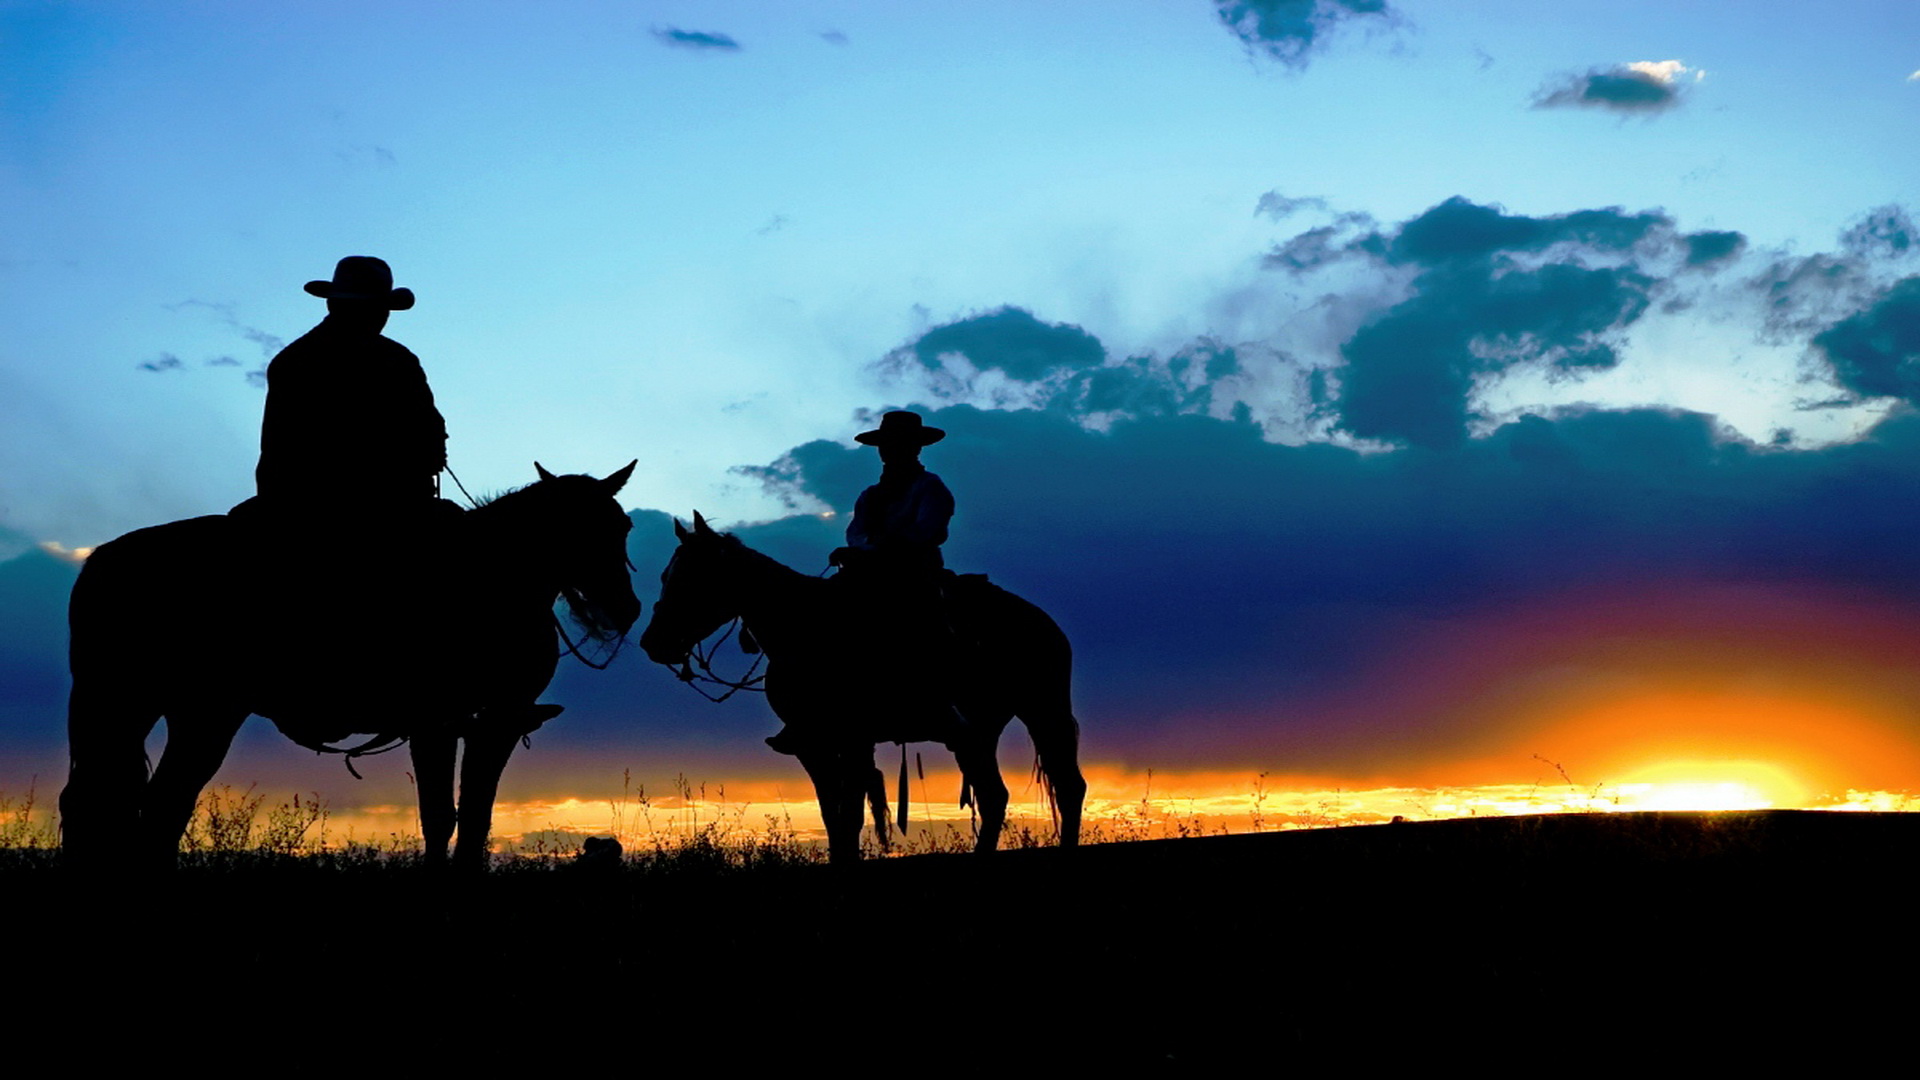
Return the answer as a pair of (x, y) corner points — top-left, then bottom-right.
(18, 810), (1918, 1067)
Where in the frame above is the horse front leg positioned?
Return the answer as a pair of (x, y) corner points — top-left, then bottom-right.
(410, 726), (457, 866)
(799, 750), (867, 864)
(451, 725), (520, 872)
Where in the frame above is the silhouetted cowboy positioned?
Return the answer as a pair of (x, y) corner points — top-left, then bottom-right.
(830, 410), (954, 575)
(252, 256), (447, 508)
(770, 411), (959, 754)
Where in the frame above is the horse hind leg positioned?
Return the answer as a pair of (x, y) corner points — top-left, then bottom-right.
(137, 709), (248, 867)
(866, 762), (891, 852)
(1024, 706), (1086, 848)
(951, 710), (1013, 854)
(60, 681), (161, 868)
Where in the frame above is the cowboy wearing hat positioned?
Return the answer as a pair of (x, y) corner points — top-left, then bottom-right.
(768, 410), (959, 755)
(250, 256), (447, 510)
(831, 410), (954, 575)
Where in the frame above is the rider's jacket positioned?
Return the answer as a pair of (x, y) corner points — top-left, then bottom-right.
(255, 315), (446, 504)
(846, 464), (953, 573)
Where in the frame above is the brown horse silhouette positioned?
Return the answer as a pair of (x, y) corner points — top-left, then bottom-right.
(59, 464), (640, 870)
(639, 513), (1085, 863)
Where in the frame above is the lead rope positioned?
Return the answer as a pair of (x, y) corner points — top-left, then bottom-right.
(442, 464), (480, 508)
(897, 743), (910, 840)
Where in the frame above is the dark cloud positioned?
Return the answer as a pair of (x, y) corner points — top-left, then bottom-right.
(206, 356), (242, 367)
(891, 306), (1105, 382)
(1813, 276), (1920, 402)
(1213, 0), (1396, 69)
(652, 27), (742, 51)
(1272, 197), (1673, 449)
(1841, 206), (1917, 260)
(873, 305), (1275, 430)
(138, 354), (184, 373)
(819, 30), (849, 46)
(1684, 230), (1746, 268)
(1386, 198), (1667, 265)
(1533, 63), (1690, 114)
(1751, 208), (1917, 339)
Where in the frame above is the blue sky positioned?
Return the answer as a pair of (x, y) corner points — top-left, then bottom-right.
(4, 1), (1919, 810)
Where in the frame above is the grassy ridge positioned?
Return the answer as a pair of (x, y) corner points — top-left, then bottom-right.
(16, 809), (1915, 1066)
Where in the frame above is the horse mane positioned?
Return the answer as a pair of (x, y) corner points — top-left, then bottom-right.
(474, 474), (630, 646)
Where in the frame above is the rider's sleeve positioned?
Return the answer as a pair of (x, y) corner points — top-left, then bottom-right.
(904, 473), (954, 548)
(845, 485), (878, 549)
(392, 343), (448, 475)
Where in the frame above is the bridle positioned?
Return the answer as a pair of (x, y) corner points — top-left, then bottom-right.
(661, 615), (767, 703)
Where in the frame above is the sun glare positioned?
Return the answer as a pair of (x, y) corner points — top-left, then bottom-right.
(1608, 759), (1806, 812)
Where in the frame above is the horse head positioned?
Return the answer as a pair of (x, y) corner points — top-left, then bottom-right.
(640, 511), (744, 665)
(518, 460), (643, 641)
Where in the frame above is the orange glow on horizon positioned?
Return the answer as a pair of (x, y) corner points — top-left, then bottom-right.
(276, 756), (1912, 854)
(1514, 686), (1920, 799)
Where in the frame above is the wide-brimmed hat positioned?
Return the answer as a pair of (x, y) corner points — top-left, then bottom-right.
(304, 256), (415, 310)
(855, 410), (945, 447)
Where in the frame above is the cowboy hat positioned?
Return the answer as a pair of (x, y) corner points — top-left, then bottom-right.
(855, 410), (945, 446)
(304, 255), (416, 310)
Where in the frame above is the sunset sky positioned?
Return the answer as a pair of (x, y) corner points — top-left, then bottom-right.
(4, 1), (1920, 845)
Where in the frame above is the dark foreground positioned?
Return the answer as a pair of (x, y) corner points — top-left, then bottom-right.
(19, 810), (1917, 1067)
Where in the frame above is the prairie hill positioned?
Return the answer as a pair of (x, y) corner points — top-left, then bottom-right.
(21, 810), (1916, 1066)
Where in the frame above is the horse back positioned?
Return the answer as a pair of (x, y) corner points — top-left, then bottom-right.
(947, 573), (1071, 665)
(69, 516), (234, 674)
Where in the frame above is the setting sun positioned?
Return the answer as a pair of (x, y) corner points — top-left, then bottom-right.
(1609, 759), (1807, 811)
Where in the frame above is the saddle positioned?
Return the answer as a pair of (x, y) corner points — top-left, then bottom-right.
(222, 495), (478, 749)
(813, 569), (998, 749)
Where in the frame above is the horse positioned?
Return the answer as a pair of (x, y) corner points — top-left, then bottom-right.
(58, 462), (642, 871)
(639, 513), (1085, 864)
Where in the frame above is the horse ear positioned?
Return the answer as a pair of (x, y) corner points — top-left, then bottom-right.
(602, 460), (637, 495)
(693, 510), (715, 537)
(535, 462), (557, 482)
(673, 517), (691, 541)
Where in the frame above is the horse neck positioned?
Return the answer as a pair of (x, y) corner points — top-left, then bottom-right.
(466, 496), (563, 606)
(724, 541), (825, 657)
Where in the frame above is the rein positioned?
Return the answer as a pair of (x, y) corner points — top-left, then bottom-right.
(665, 617), (767, 703)
(554, 610), (629, 671)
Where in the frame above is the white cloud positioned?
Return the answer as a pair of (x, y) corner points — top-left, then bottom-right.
(1626, 59), (1697, 84)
